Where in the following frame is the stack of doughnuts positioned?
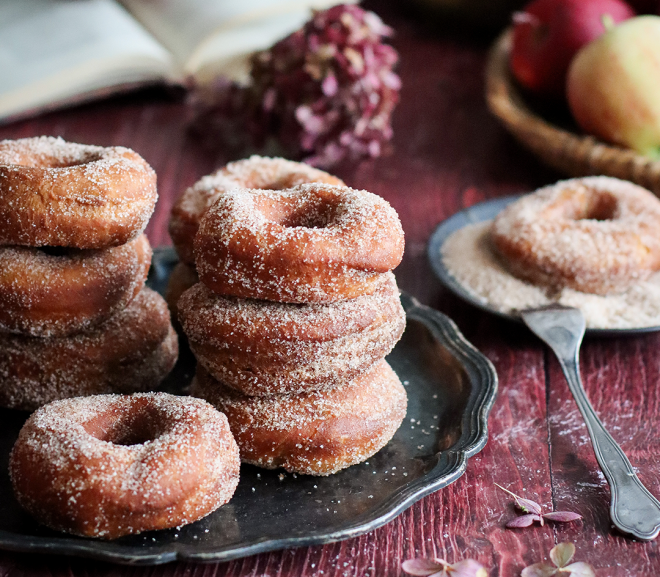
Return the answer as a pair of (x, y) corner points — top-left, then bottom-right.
(173, 156), (408, 476)
(0, 136), (178, 411)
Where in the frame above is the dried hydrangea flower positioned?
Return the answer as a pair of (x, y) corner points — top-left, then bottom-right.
(192, 4), (400, 168)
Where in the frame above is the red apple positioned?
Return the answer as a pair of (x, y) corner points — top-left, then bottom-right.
(567, 15), (660, 158)
(510, 0), (635, 96)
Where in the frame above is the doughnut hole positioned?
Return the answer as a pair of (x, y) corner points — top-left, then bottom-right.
(82, 401), (165, 446)
(255, 192), (340, 229)
(546, 187), (619, 222)
(7, 151), (103, 168)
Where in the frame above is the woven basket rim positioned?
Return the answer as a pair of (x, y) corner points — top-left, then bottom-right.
(485, 29), (660, 194)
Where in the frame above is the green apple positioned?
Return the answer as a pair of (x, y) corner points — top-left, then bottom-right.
(567, 16), (660, 159)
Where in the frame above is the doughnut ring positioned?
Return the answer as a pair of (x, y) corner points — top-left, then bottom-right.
(191, 359), (407, 476)
(178, 273), (405, 396)
(0, 136), (157, 249)
(10, 392), (240, 539)
(169, 156), (344, 264)
(195, 183), (404, 303)
(0, 234), (152, 337)
(491, 176), (660, 295)
(0, 288), (178, 411)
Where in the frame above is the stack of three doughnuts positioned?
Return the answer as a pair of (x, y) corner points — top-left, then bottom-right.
(172, 157), (408, 475)
(0, 137), (178, 411)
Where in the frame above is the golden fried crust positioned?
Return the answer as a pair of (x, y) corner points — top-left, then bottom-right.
(178, 273), (405, 395)
(191, 360), (407, 476)
(10, 393), (240, 539)
(169, 156), (344, 264)
(0, 288), (178, 411)
(491, 177), (660, 295)
(0, 235), (152, 337)
(195, 183), (405, 303)
(0, 136), (157, 249)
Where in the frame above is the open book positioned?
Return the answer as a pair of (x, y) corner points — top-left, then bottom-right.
(0, 0), (352, 124)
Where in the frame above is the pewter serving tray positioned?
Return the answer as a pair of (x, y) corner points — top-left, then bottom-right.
(0, 248), (497, 565)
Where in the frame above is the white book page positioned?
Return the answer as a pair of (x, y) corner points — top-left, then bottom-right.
(120, 0), (355, 81)
(0, 0), (176, 120)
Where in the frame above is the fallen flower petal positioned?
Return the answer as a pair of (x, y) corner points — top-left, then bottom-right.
(402, 557), (486, 577)
(450, 559), (488, 577)
(521, 563), (557, 577)
(550, 543), (575, 568)
(401, 558), (446, 576)
(542, 511), (582, 523)
(506, 514), (542, 528)
(562, 562), (596, 577)
(516, 497), (544, 515)
(494, 483), (542, 515)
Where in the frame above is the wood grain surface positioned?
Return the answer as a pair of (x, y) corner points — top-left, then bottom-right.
(0, 2), (659, 575)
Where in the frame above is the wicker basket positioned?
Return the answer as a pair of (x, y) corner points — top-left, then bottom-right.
(485, 29), (660, 195)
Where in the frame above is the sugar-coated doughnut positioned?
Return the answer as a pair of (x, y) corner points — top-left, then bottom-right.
(0, 288), (178, 411)
(191, 359), (407, 476)
(195, 183), (404, 303)
(0, 136), (157, 249)
(0, 234), (152, 337)
(10, 392), (240, 539)
(169, 156), (344, 264)
(491, 177), (660, 295)
(179, 273), (405, 396)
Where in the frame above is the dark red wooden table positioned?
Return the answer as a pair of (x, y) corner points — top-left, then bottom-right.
(1, 3), (659, 575)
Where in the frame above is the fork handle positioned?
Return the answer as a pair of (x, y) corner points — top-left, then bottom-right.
(554, 352), (660, 540)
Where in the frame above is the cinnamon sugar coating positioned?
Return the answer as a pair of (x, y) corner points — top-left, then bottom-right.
(0, 136), (157, 249)
(0, 234), (151, 337)
(169, 156), (344, 264)
(10, 392), (240, 539)
(0, 288), (178, 411)
(491, 177), (660, 295)
(191, 359), (407, 476)
(178, 273), (405, 396)
(195, 183), (404, 303)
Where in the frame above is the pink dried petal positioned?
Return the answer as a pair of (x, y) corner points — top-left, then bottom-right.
(322, 73), (338, 96)
(262, 88), (277, 111)
(542, 511), (582, 523)
(383, 71), (402, 90)
(506, 514), (542, 528)
(514, 497), (543, 515)
(401, 558), (447, 576)
(364, 10), (393, 36)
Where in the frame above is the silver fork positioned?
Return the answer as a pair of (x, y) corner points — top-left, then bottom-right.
(521, 304), (660, 540)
